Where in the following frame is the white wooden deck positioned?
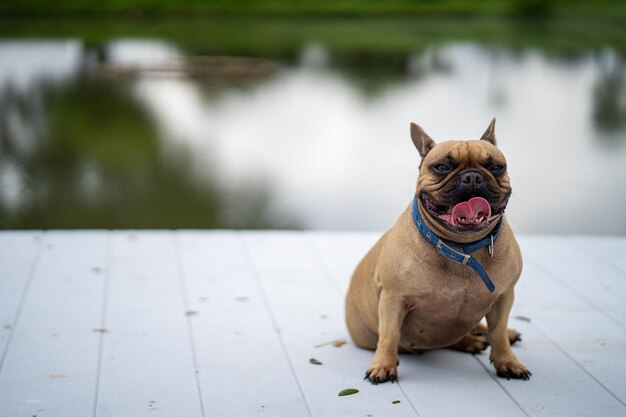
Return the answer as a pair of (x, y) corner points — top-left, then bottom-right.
(0, 231), (625, 417)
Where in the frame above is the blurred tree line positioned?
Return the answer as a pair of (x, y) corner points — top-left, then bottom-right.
(0, 0), (625, 21)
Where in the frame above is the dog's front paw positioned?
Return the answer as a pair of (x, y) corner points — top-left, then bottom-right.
(365, 360), (398, 384)
(492, 357), (531, 380)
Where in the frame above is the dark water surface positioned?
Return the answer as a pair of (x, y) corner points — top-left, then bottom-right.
(1, 17), (625, 233)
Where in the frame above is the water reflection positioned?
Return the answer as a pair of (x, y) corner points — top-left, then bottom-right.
(593, 50), (626, 136)
(0, 41), (299, 229)
(0, 38), (625, 233)
(0, 42), (80, 211)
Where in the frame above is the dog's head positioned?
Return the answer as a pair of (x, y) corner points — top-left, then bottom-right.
(411, 119), (511, 241)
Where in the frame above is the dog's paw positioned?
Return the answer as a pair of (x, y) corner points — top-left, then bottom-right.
(465, 334), (490, 354)
(364, 362), (398, 385)
(449, 333), (489, 354)
(493, 358), (531, 380)
(508, 328), (522, 345)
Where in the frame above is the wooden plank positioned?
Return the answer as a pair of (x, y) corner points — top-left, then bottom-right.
(175, 231), (310, 416)
(306, 232), (531, 417)
(516, 237), (626, 406)
(475, 318), (626, 417)
(305, 232), (379, 293)
(95, 231), (202, 417)
(570, 235), (626, 274)
(304, 232), (379, 292)
(520, 236), (626, 327)
(0, 232), (42, 365)
(507, 253), (626, 411)
(244, 232), (420, 417)
(0, 231), (107, 417)
(0, 231), (623, 417)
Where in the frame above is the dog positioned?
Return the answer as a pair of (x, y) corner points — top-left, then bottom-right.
(345, 119), (530, 383)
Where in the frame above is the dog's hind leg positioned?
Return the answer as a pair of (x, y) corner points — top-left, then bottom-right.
(507, 328), (522, 345)
(346, 301), (378, 350)
(448, 324), (490, 354)
(449, 322), (521, 354)
(477, 322), (523, 345)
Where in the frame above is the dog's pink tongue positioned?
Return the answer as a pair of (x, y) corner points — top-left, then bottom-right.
(451, 197), (491, 226)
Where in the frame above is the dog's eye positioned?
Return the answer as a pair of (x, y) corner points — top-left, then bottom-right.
(489, 164), (505, 173)
(433, 163), (451, 173)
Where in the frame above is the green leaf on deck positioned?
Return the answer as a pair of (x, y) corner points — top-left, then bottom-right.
(309, 358), (322, 365)
(185, 310), (198, 316)
(338, 388), (359, 396)
(514, 315), (531, 322)
(392, 400), (401, 404)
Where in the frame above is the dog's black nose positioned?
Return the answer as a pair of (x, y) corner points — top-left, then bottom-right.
(460, 170), (484, 190)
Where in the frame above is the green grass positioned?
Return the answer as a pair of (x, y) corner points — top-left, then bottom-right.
(1, 0), (626, 21)
(2, 15), (626, 55)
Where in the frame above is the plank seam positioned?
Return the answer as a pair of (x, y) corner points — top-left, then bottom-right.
(174, 231), (207, 417)
(395, 381), (423, 417)
(92, 231), (112, 417)
(473, 357), (533, 417)
(301, 234), (345, 296)
(568, 236), (626, 275)
(523, 255), (626, 332)
(0, 231), (44, 375)
(529, 321), (626, 409)
(239, 232), (314, 417)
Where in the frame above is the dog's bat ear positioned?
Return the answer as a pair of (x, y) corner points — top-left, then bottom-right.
(481, 117), (497, 145)
(410, 123), (436, 158)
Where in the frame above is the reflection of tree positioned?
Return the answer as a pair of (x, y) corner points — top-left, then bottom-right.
(0, 82), (47, 221)
(0, 74), (300, 229)
(593, 54), (626, 135)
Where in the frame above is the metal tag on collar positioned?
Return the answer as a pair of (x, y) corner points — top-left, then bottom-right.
(488, 235), (494, 257)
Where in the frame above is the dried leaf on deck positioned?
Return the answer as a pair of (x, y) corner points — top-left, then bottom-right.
(315, 339), (348, 348)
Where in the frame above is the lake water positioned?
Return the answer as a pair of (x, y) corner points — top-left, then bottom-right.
(1, 18), (625, 233)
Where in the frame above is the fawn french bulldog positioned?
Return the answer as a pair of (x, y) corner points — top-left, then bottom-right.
(346, 119), (530, 383)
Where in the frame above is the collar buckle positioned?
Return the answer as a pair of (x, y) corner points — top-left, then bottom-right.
(436, 239), (471, 265)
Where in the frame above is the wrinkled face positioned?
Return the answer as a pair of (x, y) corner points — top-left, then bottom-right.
(418, 140), (511, 233)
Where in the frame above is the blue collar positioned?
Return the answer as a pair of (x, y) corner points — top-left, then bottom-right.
(412, 195), (502, 292)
